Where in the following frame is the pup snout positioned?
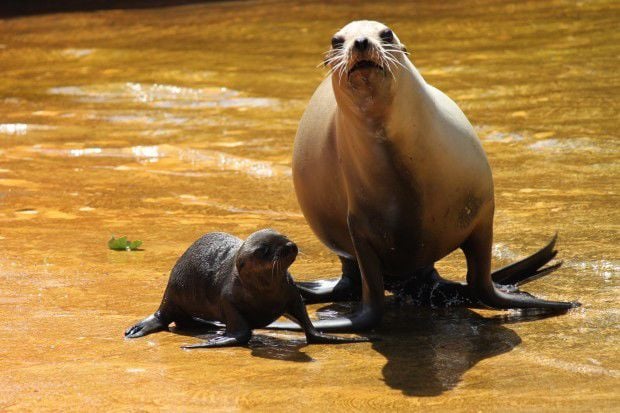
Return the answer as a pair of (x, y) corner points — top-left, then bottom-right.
(283, 241), (298, 255)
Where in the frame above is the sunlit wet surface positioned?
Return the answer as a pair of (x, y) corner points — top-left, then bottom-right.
(1, 0), (618, 410)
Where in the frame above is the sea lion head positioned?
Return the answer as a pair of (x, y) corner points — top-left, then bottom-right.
(325, 20), (408, 104)
(235, 229), (298, 282)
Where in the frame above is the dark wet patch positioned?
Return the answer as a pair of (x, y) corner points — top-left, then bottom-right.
(457, 194), (481, 229)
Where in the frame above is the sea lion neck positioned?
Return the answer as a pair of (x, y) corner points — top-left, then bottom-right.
(332, 59), (429, 145)
(332, 76), (393, 122)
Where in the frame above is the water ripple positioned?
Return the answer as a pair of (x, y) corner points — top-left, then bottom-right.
(30, 144), (291, 178)
(493, 243), (619, 281)
(0, 123), (28, 135)
(48, 82), (279, 109)
(528, 138), (605, 153)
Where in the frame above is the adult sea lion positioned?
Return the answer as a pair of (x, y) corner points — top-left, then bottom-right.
(125, 229), (368, 348)
(279, 20), (578, 332)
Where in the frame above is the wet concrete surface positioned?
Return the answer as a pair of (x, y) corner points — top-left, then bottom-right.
(0, 0), (618, 411)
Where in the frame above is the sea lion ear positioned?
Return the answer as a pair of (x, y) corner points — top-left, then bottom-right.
(236, 258), (245, 271)
(401, 44), (408, 53)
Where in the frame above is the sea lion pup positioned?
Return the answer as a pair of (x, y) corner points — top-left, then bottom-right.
(274, 20), (578, 332)
(125, 229), (368, 348)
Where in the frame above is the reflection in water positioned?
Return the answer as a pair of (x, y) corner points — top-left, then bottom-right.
(0, 123), (28, 134)
(28, 144), (291, 178)
(249, 335), (314, 363)
(528, 138), (605, 153)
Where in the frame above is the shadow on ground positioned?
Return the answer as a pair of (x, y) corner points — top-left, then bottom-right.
(372, 305), (520, 396)
(169, 299), (562, 396)
(316, 301), (563, 397)
(170, 324), (314, 363)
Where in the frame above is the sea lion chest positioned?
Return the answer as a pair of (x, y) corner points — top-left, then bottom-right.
(230, 280), (292, 328)
(338, 130), (430, 275)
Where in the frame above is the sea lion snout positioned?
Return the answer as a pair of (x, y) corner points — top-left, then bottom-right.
(353, 37), (369, 52)
(272, 240), (298, 270)
(237, 229), (298, 271)
(279, 241), (298, 258)
(326, 21), (407, 88)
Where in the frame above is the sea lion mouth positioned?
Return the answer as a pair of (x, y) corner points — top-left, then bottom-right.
(348, 60), (383, 75)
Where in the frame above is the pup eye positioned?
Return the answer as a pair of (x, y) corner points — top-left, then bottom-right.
(331, 36), (344, 49)
(256, 246), (271, 258)
(380, 29), (394, 43)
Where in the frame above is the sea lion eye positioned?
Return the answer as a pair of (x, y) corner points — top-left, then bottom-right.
(380, 29), (394, 43)
(331, 36), (344, 49)
(255, 246), (271, 258)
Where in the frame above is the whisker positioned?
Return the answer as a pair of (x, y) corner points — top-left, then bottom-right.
(321, 48), (350, 82)
(377, 48), (394, 79)
(383, 48), (410, 56)
(382, 52), (408, 71)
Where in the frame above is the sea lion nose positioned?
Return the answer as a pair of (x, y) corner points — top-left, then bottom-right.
(285, 242), (298, 255)
(353, 37), (369, 52)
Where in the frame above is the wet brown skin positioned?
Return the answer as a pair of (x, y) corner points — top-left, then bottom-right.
(125, 229), (368, 347)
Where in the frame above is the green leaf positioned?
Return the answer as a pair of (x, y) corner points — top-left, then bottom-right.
(128, 240), (142, 250)
(108, 236), (142, 251)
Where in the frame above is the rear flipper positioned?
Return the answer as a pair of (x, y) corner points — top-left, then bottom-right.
(505, 262), (563, 287)
(492, 234), (562, 286)
(182, 301), (252, 349)
(410, 234), (565, 307)
(125, 313), (169, 338)
(181, 333), (250, 349)
(296, 234), (567, 308)
(175, 317), (224, 330)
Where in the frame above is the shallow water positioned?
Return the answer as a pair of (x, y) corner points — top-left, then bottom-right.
(0, 0), (618, 411)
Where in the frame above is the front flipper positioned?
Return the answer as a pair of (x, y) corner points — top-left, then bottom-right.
(286, 288), (370, 342)
(268, 314), (370, 332)
(273, 221), (384, 333)
(466, 222), (580, 311)
(295, 257), (361, 304)
(125, 313), (169, 338)
(181, 301), (252, 349)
